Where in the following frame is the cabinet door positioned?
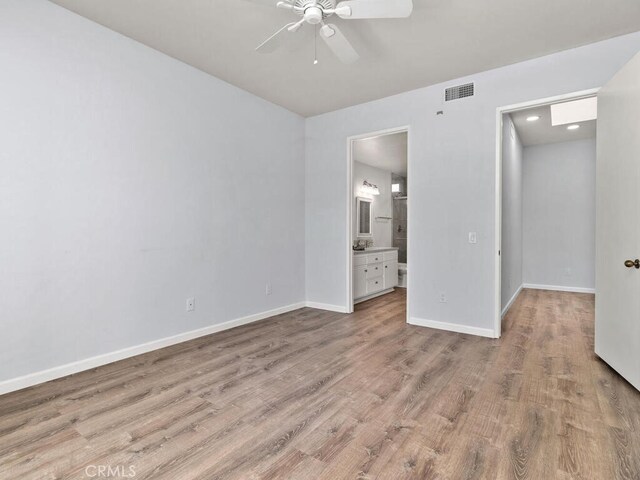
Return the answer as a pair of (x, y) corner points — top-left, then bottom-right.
(354, 265), (367, 299)
(384, 261), (398, 289)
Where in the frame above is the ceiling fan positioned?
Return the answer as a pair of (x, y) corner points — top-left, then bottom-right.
(255, 0), (414, 64)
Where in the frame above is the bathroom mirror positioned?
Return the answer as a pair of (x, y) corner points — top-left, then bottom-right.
(356, 197), (373, 237)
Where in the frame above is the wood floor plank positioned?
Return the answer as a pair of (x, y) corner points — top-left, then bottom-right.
(1, 288), (639, 479)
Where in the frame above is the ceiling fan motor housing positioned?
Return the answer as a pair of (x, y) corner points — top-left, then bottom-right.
(304, 7), (323, 24)
(295, 0), (336, 22)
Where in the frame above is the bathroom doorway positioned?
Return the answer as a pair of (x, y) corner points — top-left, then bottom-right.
(347, 126), (410, 316)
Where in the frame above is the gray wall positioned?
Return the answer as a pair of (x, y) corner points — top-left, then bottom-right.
(523, 139), (596, 290)
(353, 161), (393, 247)
(0, 0), (305, 383)
(305, 32), (640, 331)
(501, 115), (524, 312)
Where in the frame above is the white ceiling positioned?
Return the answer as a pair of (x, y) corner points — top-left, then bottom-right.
(353, 131), (407, 175)
(511, 104), (596, 146)
(49, 0), (640, 117)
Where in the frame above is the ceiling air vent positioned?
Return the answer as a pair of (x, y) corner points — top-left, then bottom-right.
(445, 82), (475, 102)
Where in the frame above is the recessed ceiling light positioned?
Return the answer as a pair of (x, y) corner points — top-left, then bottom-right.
(526, 115), (540, 122)
(567, 124), (580, 130)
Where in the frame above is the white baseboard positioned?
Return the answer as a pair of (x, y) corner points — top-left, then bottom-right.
(523, 283), (595, 294)
(0, 301), (306, 396)
(353, 288), (395, 305)
(304, 301), (349, 313)
(408, 317), (496, 339)
(502, 284), (523, 317)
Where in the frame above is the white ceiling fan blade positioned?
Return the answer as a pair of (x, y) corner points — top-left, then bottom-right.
(255, 22), (298, 53)
(276, 1), (296, 10)
(320, 23), (359, 64)
(288, 19), (305, 32)
(242, 0), (293, 6)
(335, 0), (413, 19)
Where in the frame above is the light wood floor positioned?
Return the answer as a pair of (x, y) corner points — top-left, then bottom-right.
(1, 289), (640, 479)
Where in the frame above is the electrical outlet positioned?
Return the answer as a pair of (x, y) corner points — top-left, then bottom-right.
(468, 232), (477, 244)
(439, 292), (447, 303)
(265, 283), (272, 296)
(564, 267), (572, 276)
(186, 297), (195, 312)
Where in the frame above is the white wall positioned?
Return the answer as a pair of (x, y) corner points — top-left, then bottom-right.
(0, 0), (305, 386)
(501, 115), (523, 312)
(353, 161), (392, 247)
(523, 139), (596, 290)
(305, 32), (640, 334)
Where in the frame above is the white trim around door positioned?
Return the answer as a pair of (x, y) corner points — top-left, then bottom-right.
(346, 125), (410, 318)
(494, 88), (600, 338)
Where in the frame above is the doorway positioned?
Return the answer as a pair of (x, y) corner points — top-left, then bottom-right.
(347, 126), (410, 315)
(495, 89), (599, 337)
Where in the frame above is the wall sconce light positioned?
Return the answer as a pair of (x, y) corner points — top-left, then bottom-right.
(361, 180), (380, 196)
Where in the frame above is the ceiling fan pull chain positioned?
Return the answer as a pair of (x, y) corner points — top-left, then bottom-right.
(314, 24), (318, 65)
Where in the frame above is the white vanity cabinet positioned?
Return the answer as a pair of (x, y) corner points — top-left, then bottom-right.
(353, 249), (398, 303)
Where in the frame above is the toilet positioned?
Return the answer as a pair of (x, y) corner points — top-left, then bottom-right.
(398, 263), (407, 288)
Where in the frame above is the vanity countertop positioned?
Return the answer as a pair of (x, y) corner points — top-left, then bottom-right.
(353, 247), (399, 255)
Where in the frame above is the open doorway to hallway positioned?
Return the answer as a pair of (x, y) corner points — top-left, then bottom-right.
(497, 92), (598, 333)
(348, 127), (409, 314)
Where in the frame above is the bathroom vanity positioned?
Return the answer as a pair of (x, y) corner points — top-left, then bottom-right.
(353, 247), (399, 303)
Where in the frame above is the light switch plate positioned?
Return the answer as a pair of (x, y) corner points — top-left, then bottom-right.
(468, 232), (477, 244)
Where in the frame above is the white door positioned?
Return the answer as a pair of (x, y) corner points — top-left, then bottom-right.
(595, 50), (640, 391)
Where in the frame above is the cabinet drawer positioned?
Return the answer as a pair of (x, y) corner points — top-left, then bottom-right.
(366, 253), (383, 265)
(365, 263), (383, 279)
(353, 254), (367, 266)
(366, 277), (383, 293)
(383, 250), (398, 262)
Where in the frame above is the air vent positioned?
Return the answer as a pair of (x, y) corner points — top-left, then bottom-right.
(445, 82), (475, 102)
